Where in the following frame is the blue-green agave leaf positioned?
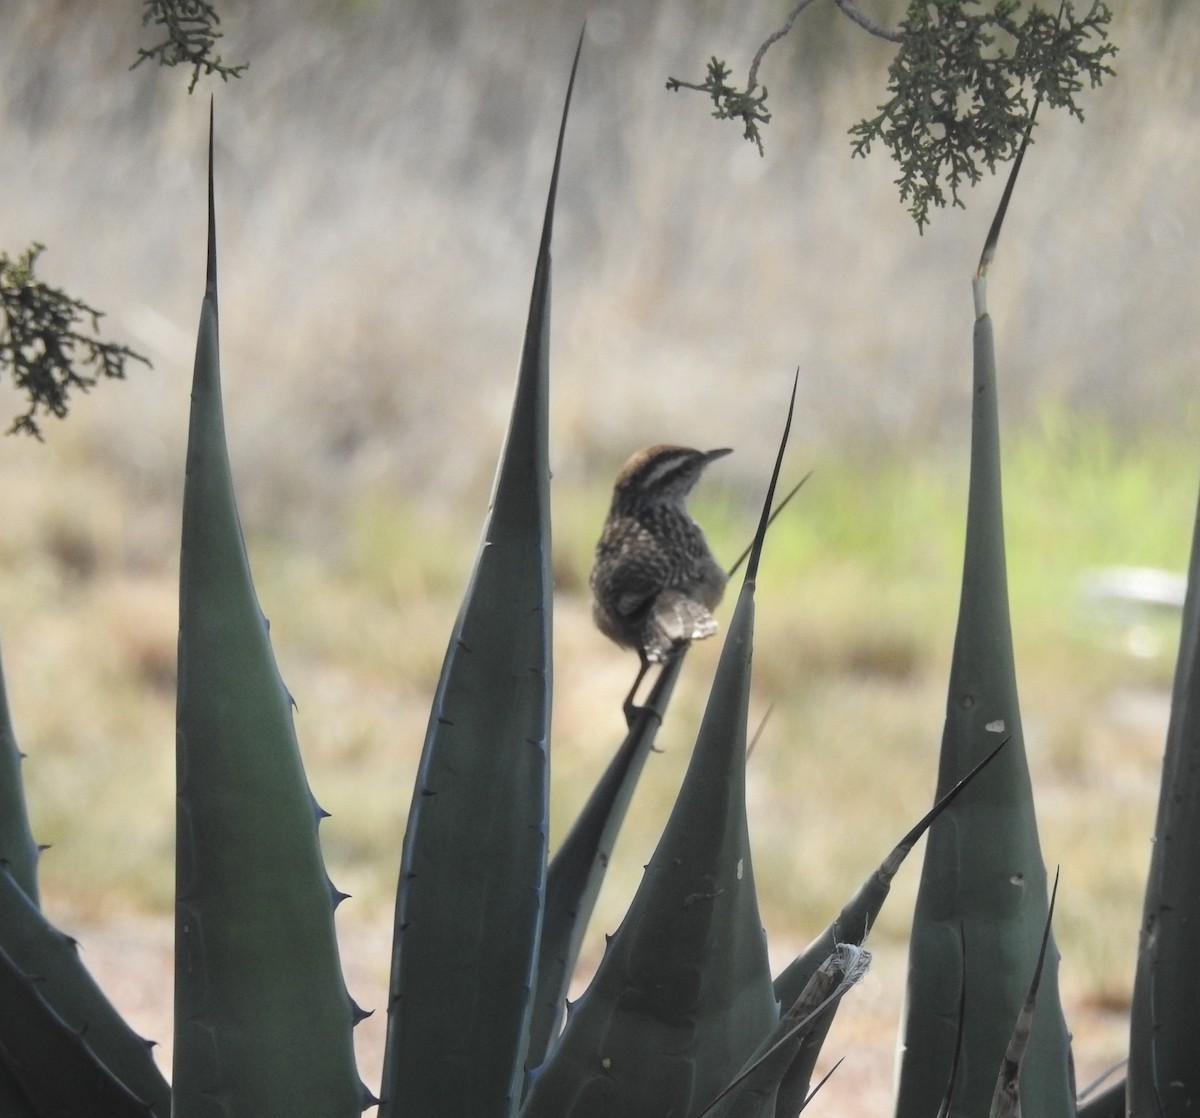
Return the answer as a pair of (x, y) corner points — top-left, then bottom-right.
(700, 944), (870, 1118)
(519, 377), (797, 1118)
(0, 867), (169, 1114)
(0, 1065), (37, 1118)
(526, 656), (684, 1080)
(173, 109), (364, 1118)
(774, 737), (1006, 1009)
(0, 639), (39, 905)
(770, 740), (1005, 1117)
(0, 937), (154, 1117)
(378, 36), (581, 1118)
(988, 871), (1060, 1118)
(894, 156), (1072, 1116)
(1128, 421), (1200, 1114)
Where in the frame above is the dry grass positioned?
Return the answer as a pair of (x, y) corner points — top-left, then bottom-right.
(2, 4), (1199, 507)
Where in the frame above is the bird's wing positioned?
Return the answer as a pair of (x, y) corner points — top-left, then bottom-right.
(594, 523), (674, 620)
(609, 562), (668, 619)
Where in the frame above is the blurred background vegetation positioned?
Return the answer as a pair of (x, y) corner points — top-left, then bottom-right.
(0, 0), (1197, 1093)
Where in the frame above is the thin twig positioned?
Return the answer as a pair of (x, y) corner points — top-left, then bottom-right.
(728, 470), (813, 578)
(831, 0), (903, 43)
(748, 0), (819, 91)
(746, 703), (775, 759)
(1076, 1059), (1128, 1102)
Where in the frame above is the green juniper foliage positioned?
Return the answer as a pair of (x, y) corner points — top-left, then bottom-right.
(133, 0), (247, 92)
(851, 0), (1117, 230)
(667, 57), (772, 156)
(668, 0), (1115, 230)
(0, 245), (150, 439)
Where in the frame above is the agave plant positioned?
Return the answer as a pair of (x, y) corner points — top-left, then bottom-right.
(0, 37), (1197, 1118)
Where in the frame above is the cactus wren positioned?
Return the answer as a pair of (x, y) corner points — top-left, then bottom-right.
(590, 445), (731, 722)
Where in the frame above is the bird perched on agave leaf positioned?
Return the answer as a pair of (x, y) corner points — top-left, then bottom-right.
(590, 444), (732, 723)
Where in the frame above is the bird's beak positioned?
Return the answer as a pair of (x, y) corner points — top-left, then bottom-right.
(705, 447), (733, 463)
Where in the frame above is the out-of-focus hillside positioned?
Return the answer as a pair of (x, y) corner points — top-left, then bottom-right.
(1, 1), (1197, 525)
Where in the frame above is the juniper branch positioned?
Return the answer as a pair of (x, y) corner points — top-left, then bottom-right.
(132, 0), (247, 92)
(0, 245), (150, 439)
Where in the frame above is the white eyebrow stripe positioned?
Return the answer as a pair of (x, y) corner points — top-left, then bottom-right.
(640, 454), (691, 488)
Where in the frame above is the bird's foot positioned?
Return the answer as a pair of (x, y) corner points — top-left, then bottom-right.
(623, 696), (664, 733)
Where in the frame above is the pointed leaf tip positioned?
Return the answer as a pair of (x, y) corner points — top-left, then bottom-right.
(976, 99), (1039, 281)
(897, 735), (1011, 857)
(538, 29), (585, 259)
(989, 869), (1062, 1118)
(1031, 866), (1060, 988)
(744, 369), (799, 584)
(803, 1057), (845, 1112)
(206, 102), (217, 301)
